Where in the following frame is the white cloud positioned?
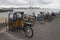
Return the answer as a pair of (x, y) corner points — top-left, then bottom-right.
(31, 0), (60, 8)
(0, 0), (30, 6)
(41, 0), (60, 8)
(0, 0), (60, 8)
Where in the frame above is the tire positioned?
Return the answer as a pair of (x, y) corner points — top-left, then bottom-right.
(9, 25), (14, 31)
(39, 19), (45, 24)
(9, 26), (12, 31)
(24, 25), (33, 38)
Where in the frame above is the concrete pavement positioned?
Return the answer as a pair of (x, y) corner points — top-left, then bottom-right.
(0, 18), (60, 40)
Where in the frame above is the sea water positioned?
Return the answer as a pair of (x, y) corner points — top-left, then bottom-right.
(0, 8), (60, 17)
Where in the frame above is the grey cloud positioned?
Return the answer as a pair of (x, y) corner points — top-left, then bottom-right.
(0, 0), (30, 6)
(58, 0), (60, 3)
(0, 0), (53, 6)
(0, 0), (59, 8)
(37, 0), (53, 4)
(28, 0), (53, 5)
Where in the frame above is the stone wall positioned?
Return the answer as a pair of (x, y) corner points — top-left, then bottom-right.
(0, 17), (7, 24)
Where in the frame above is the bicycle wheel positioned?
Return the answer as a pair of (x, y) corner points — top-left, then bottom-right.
(24, 25), (33, 38)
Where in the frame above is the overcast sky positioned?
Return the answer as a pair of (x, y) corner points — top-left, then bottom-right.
(0, 0), (60, 8)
